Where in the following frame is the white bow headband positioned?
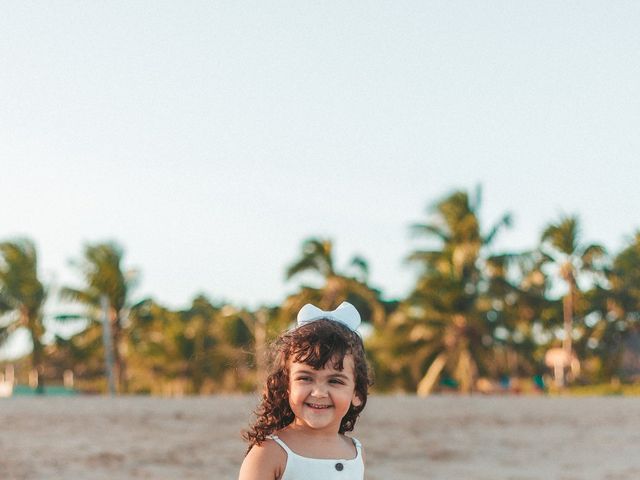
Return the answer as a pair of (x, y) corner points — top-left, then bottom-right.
(296, 301), (361, 331)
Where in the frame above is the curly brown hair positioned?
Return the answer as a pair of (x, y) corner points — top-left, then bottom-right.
(242, 319), (372, 453)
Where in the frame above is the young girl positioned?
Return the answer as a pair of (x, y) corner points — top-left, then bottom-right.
(239, 302), (371, 480)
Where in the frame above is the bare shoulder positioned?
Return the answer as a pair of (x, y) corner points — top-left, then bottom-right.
(238, 439), (286, 480)
(340, 434), (365, 460)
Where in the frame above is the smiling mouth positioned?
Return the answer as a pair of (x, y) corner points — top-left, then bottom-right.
(306, 403), (333, 409)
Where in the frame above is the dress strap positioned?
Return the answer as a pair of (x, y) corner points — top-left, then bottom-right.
(351, 436), (362, 453)
(269, 434), (361, 459)
(268, 435), (294, 455)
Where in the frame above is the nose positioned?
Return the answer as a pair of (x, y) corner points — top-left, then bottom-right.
(311, 382), (328, 397)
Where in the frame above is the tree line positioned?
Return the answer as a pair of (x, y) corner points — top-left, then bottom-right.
(1, 187), (639, 395)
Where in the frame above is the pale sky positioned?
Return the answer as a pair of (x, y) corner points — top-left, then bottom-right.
(2, 2), (640, 357)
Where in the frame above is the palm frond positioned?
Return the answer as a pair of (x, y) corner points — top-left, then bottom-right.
(0, 289), (19, 313)
(406, 250), (445, 266)
(541, 215), (579, 255)
(409, 223), (450, 242)
(483, 213), (512, 245)
(285, 237), (335, 280)
(59, 286), (99, 305)
(348, 255), (369, 282)
(54, 313), (89, 323)
(285, 257), (321, 280)
(581, 243), (607, 271)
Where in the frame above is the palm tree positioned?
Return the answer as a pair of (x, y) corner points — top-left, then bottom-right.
(217, 303), (278, 392)
(585, 231), (640, 380)
(404, 187), (512, 395)
(125, 295), (270, 395)
(60, 242), (135, 393)
(126, 295), (225, 394)
(124, 298), (175, 393)
(483, 250), (558, 382)
(0, 239), (47, 393)
(608, 231), (640, 320)
(285, 237), (385, 326)
(540, 215), (606, 384)
(47, 323), (106, 391)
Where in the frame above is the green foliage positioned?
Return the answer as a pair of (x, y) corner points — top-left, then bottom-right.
(559, 382), (640, 396)
(0, 238), (47, 393)
(58, 241), (135, 393)
(285, 236), (385, 326)
(370, 188), (516, 394)
(4, 190), (640, 396)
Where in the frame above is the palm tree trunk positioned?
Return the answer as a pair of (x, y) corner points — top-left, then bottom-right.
(23, 307), (45, 395)
(417, 352), (448, 397)
(562, 293), (573, 358)
(254, 309), (268, 390)
(456, 349), (474, 394)
(113, 314), (127, 394)
(562, 284), (574, 385)
(100, 296), (117, 395)
(193, 320), (204, 393)
(235, 309), (268, 392)
(321, 276), (342, 309)
(31, 334), (45, 395)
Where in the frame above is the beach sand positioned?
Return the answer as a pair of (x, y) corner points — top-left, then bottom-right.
(2, 395), (640, 479)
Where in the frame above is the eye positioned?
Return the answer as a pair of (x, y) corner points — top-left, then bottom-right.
(295, 376), (312, 382)
(329, 378), (346, 385)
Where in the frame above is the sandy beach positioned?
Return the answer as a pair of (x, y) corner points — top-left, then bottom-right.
(2, 395), (640, 480)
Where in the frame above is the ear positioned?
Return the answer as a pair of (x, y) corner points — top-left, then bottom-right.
(351, 391), (362, 407)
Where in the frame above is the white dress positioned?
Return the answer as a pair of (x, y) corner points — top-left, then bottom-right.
(269, 435), (364, 480)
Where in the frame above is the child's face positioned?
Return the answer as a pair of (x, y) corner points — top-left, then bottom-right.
(288, 354), (362, 434)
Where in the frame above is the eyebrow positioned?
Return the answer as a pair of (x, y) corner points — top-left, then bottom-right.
(292, 369), (350, 380)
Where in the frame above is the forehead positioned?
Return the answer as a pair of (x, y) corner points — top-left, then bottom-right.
(289, 354), (355, 375)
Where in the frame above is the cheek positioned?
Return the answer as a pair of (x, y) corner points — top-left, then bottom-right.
(288, 383), (306, 402)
